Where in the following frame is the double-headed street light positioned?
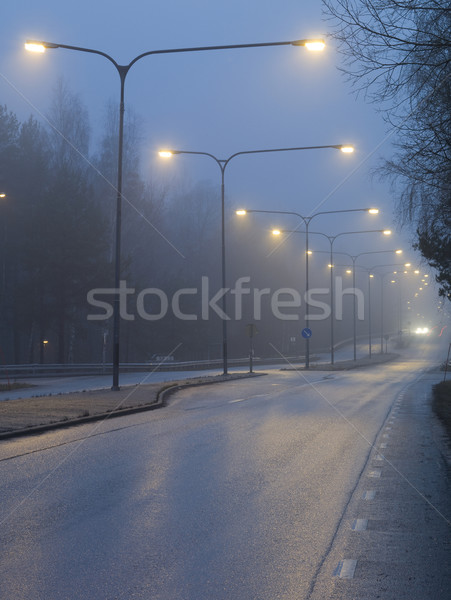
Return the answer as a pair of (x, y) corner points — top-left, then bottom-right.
(26, 36), (326, 388)
(341, 266), (378, 359)
(371, 262), (417, 349)
(238, 207), (375, 366)
(310, 232), (392, 362)
(275, 229), (392, 363)
(160, 145), (354, 374)
(336, 252), (403, 357)
(333, 249), (402, 359)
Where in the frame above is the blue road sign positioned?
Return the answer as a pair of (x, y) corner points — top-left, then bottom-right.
(302, 327), (312, 339)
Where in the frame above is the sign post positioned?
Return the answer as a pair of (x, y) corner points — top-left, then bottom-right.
(301, 328), (312, 368)
(246, 324), (258, 373)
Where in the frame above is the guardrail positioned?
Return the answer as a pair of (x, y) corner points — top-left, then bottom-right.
(0, 356), (306, 380)
(0, 334), (390, 380)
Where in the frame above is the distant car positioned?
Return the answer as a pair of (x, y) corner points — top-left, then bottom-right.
(414, 327), (429, 335)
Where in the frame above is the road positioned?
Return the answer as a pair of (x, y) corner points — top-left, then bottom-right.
(0, 339), (449, 599)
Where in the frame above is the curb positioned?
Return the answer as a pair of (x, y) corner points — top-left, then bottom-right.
(0, 372), (265, 441)
(155, 372), (265, 405)
(280, 353), (399, 372)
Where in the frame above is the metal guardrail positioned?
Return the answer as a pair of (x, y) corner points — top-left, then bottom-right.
(0, 332), (398, 381)
(0, 356), (306, 380)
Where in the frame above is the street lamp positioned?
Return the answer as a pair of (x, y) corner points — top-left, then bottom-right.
(368, 273), (375, 357)
(278, 230), (392, 362)
(340, 263), (395, 358)
(332, 248), (402, 359)
(343, 267), (377, 358)
(238, 206), (375, 366)
(41, 339), (49, 364)
(26, 36), (324, 388)
(370, 263), (412, 352)
(0, 193), (8, 294)
(386, 264), (426, 339)
(160, 145), (354, 374)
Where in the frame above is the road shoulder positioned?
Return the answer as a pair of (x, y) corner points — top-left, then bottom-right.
(308, 370), (451, 600)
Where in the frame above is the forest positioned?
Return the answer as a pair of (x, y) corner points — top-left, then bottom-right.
(0, 80), (401, 365)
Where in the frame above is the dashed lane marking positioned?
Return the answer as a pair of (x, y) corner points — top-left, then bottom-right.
(334, 559), (357, 579)
(368, 469), (382, 478)
(352, 518), (368, 531)
(362, 490), (376, 500)
(229, 394), (269, 404)
(228, 377), (334, 404)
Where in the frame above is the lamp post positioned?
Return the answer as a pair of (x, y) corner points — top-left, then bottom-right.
(384, 264), (415, 343)
(339, 264), (383, 358)
(272, 225), (390, 363)
(321, 235), (392, 361)
(346, 267), (376, 358)
(0, 193), (7, 294)
(371, 263), (414, 352)
(40, 339), (49, 365)
(161, 145), (354, 374)
(368, 272), (374, 357)
(238, 206), (375, 366)
(333, 249), (402, 359)
(26, 36), (325, 388)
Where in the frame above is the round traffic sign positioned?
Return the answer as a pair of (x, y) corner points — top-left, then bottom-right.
(301, 327), (312, 339)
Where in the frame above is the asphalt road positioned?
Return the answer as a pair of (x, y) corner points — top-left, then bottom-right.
(0, 339), (449, 599)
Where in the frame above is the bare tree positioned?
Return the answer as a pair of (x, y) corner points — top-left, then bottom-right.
(323, 0), (451, 297)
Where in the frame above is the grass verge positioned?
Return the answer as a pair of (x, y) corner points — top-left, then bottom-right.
(432, 380), (451, 441)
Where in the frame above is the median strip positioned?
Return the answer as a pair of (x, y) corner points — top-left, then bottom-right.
(0, 372), (264, 439)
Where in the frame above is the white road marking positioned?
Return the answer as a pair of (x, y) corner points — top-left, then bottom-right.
(362, 490), (376, 500)
(374, 454), (384, 461)
(334, 559), (357, 579)
(228, 377), (332, 404)
(229, 393), (269, 404)
(352, 518), (368, 531)
(380, 443), (388, 448)
(368, 469), (382, 478)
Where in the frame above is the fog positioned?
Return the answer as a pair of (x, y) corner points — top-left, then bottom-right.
(0, 0), (447, 365)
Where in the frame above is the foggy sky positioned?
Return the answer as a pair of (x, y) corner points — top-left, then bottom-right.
(1, 0), (440, 323)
